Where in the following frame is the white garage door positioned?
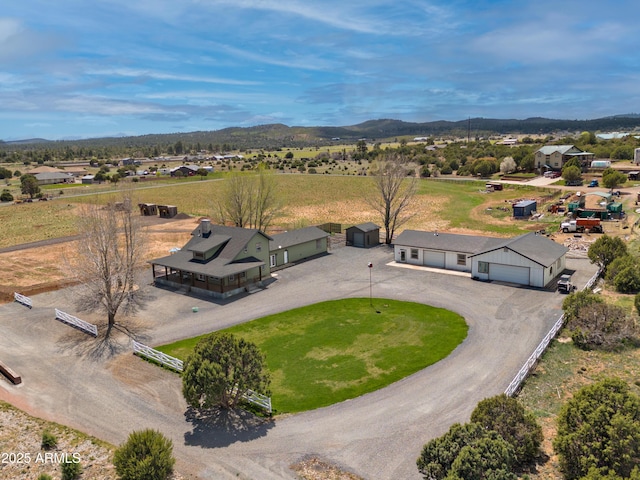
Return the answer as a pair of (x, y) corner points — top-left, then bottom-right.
(423, 250), (445, 268)
(489, 263), (530, 285)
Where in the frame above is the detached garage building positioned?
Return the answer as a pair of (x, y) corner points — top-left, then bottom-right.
(269, 226), (329, 270)
(394, 230), (568, 288)
(346, 223), (380, 248)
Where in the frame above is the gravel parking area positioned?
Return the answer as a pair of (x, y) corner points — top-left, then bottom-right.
(0, 243), (598, 479)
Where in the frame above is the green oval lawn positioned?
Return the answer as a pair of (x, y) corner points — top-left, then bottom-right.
(157, 298), (467, 414)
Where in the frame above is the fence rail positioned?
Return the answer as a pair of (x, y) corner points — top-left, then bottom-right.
(14, 292), (33, 309)
(132, 340), (184, 372)
(54, 309), (98, 337)
(132, 341), (272, 413)
(504, 268), (602, 397)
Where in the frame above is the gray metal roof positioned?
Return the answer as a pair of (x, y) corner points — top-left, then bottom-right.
(346, 222), (380, 233)
(395, 230), (568, 267)
(536, 145), (582, 155)
(470, 232), (569, 267)
(149, 224), (271, 277)
(34, 172), (73, 180)
(269, 226), (329, 250)
(394, 230), (504, 254)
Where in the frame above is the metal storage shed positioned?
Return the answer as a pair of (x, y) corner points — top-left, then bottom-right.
(346, 223), (380, 248)
(513, 200), (537, 218)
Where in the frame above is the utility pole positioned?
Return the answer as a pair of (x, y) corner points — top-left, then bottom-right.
(368, 262), (373, 306)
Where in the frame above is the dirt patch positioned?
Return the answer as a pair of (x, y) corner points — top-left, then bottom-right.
(0, 400), (118, 480)
(0, 217), (197, 303)
(291, 457), (365, 480)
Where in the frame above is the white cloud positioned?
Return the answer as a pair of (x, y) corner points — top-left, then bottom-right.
(86, 67), (261, 86)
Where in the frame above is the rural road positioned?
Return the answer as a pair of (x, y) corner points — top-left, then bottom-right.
(0, 244), (597, 479)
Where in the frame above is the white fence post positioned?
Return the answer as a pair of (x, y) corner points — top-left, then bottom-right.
(54, 309), (98, 337)
(13, 292), (33, 309)
(132, 340), (184, 372)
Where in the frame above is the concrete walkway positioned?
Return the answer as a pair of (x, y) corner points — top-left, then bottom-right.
(0, 245), (598, 479)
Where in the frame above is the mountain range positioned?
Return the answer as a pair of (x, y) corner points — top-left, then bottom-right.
(3, 115), (640, 150)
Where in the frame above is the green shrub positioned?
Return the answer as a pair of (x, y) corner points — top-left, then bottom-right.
(60, 459), (82, 480)
(470, 394), (542, 466)
(0, 189), (13, 202)
(554, 378), (640, 479)
(37, 474), (53, 480)
(41, 430), (57, 450)
(113, 429), (175, 480)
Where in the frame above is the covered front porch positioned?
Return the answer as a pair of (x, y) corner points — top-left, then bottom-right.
(150, 264), (267, 299)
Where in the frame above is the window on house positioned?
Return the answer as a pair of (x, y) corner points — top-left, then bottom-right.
(193, 251), (204, 260)
(196, 274), (205, 281)
(457, 254), (466, 266)
(410, 249), (419, 260)
(228, 274), (235, 281)
(478, 261), (489, 274)
(270, 254), (276, 267)
(256, 242), (262, 252)
(239, 272), (246, 279)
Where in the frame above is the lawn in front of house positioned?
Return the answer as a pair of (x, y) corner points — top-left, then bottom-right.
(157, 298), (467, 413)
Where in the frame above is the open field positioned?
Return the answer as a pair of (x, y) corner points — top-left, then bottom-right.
(1, 175), (559, 248)
(157, 298), (467, 414)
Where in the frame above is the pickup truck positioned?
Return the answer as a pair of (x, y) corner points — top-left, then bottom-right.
(561, 218), (603, 233)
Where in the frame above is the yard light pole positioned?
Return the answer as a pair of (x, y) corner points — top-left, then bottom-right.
(368, 262), (373, 306)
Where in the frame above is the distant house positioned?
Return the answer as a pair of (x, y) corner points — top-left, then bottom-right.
(149, 220), (273, 299)
(81, 174), (95, 184)
(534, 145), (594, 171)
(121, 158), (142, 166)
(345, 223), (381, 248)
(394, 230), (568, 288)
(170, 165), (200, 177)
(269, 226), (329, 270)
(33, 172), (74, 185)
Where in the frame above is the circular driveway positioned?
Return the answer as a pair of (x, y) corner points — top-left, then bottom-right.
(0, 244), (597, 479)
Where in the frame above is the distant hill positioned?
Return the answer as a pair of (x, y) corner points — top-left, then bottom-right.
(3, 115), (640, 151)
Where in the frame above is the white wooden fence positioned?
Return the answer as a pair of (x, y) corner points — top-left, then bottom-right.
(504, 268), (602, 397)
(132, 340), (184, 372)
(54, 309), (98, 337)
(132, 340), (272, 413)
(14, 292), (33, 308)
(243, 388), (272, 414)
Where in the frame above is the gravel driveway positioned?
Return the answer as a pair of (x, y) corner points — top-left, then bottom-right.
(0, 244), (597, 479)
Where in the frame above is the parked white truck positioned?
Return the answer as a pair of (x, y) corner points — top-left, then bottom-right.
(561, 218), (603, 233)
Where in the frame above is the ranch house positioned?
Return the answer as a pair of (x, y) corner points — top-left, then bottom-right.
(149, 220), (272, 299)
(394, 230), (568, 288)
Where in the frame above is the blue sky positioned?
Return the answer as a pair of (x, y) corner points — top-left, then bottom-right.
(1, 0), (639, 140)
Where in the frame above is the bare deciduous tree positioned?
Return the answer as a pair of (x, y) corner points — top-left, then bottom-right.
(367, 153), (418, 244)
(69, 192), (148, 335)
(215, 167), (281, 231)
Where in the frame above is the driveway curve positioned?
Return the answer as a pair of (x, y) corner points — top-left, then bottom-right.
(0, 245), (597, 479)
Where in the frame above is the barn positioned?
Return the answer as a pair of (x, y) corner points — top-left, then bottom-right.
(393, 230), (568, 288)
(345, 223), (380, 248)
